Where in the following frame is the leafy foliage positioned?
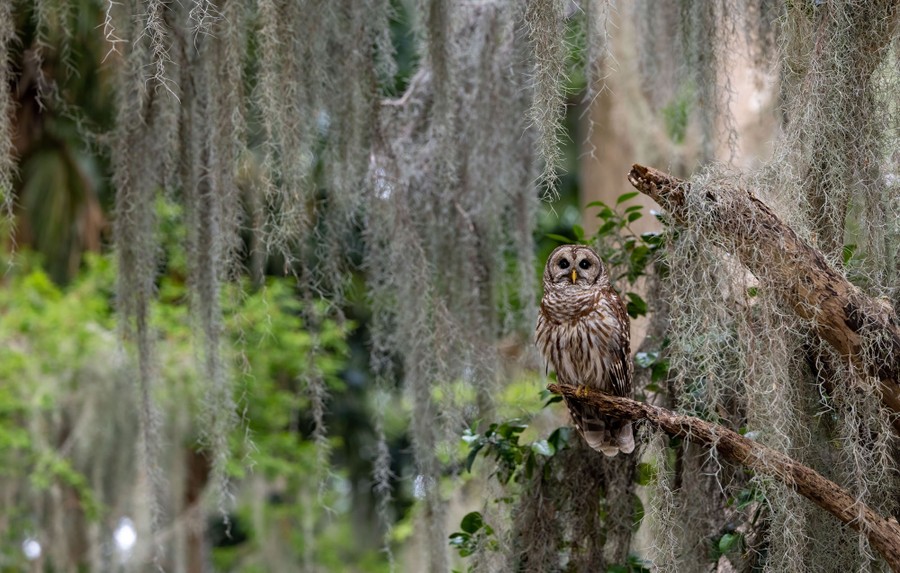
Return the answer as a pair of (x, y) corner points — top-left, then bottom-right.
(461, 419), (572, 486)
(449, 511), (497, 559)
(0, 250), (397, 570)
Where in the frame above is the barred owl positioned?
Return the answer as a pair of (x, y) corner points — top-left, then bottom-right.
(535, 245), (635, 456)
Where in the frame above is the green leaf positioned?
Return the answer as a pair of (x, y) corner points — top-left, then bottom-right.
(597, 220), (617, 236)
(624, 205), (643, 214)
(542, 394), (563, 408)
(524, 450), (535, 479)
(635, 462), (657, 486)
(632, 493), (645, 531)
(460, 511), (485, 534)
(634, 351), (658, 369)
(842, 244), (857, 265)
(531, 440), (554, 457)
(641, 231), (665, 248)
(718, 532), (740, 554)
(497, 420), (527, 439)
(650, 358), (670, 382)
(448, 532), (476, 557)
(573, 225), (585, 241)
(629, 244), (650, 267)
(625, 292), (648, 318)
(595, 206), (614, 220)
(547, 426), (572, 452)
(449, 532), (470, 546)
(461, 428), (481, 444)
(627, 555), (653, 573)
(465, 443), (484, 473)
(546, 233), (574, 244)
(616, 191), (639, 205)
(734, 486), (764, 510)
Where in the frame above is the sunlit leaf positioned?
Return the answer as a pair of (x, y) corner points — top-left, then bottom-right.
(531, 440), (554, 457)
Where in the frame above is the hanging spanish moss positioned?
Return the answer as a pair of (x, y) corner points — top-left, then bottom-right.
(773, 4), (900, 567)
(144, 0), (176, 98)
(633, 1), (744, 164)
(364, 4), (544, 568)
(255, 0), (320, 266)
(0, 1), (15, 231)
(188, 0), (219, 38)
(582, 0), (611, 104)
(185, 24), (241, 515)
(525, 0), (567, 198)
(110, 0), (173, 555)
(780, 1), (900, 274)
(30, 0), (73, 104)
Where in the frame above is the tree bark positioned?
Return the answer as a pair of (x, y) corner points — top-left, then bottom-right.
(626, 164), (900, 433)
(547, 383), (900, 571)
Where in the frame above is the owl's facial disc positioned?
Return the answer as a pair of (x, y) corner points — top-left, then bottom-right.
(546, 245), (604, 287)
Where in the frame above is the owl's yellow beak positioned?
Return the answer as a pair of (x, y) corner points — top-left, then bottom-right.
(571, 269), (577, 284)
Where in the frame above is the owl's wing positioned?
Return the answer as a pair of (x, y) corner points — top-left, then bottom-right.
(604, 288), (632, 397)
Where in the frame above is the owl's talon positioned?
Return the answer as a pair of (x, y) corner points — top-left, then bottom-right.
(575, 386), (589, 399)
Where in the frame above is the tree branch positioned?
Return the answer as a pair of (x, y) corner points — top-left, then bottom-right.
(626, 164), (900, 433)
(547, 383), (900, 571)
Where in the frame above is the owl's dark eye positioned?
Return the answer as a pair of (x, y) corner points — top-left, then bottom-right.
(558, 259), (570, 269)
(579, 259), (591, 270)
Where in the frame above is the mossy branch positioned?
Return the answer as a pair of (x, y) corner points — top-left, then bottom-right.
(627, 164), (900, 433)
(547, 383), (900, 570)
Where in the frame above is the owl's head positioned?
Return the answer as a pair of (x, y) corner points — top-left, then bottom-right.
(543, 245), (607, 290)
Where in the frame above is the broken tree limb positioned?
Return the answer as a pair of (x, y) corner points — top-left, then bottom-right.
(626, 164), (900, 432)
(547, 383), (900, 571)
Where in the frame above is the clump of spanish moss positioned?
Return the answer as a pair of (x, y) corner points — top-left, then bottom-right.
(144, 0), (177, 98)
(657, 165), (899, 571)
(505, 438), (637, 572)
(254, 0), (318, 265)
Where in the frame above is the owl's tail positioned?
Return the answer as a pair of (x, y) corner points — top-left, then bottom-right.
(565, 397), (635, 457)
